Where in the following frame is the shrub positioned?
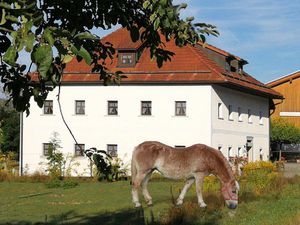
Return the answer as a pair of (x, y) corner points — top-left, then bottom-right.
(240, 161), (279, 195)
(45, 178), (79, 189)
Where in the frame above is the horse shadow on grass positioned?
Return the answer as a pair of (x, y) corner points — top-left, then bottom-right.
(0, 204), (221, 225)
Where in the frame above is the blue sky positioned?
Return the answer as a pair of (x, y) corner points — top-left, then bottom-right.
(174, 0), (300, 83)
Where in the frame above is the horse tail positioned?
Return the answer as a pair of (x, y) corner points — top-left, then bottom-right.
(131, 147), (138, 186)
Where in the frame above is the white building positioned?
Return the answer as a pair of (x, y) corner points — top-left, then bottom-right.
(20, 29), (282, 176)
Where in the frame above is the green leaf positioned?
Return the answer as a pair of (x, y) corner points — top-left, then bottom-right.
(74, 32), (98, 40)
(3, 45), (17, 66)
(62, 54), (74, 64)
(0, 9), (6, 25)
(154, 17), (160, 30)
(0, 2), (12, 9)
(75, 46), (92, 65)
(142, 0), (150, 9)
(25, 33), (35, 52)
(43, 28), (55, 46)
(32, 45), (53, 79)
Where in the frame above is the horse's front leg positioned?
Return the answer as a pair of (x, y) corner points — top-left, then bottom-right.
(176, 178), (195, 205)
(194, 172), (207, 208)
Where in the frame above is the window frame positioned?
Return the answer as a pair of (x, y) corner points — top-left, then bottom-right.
(107, 144), (118, 157)
(43, 143), (52, 156)
(107, 100), (118, 116)
(43, 100), (53, 115)
(75, 100), (85, 115)
(141, 101), (152, 116)
(75, 144), (85, 157)
(118, 52), (136, 67)
(175, 101), (186, 116)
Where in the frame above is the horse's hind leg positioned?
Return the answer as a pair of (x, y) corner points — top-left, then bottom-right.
(141, 172), (153, 206)
(194, 172), (207, 208)
(176, 178), (195, 205)
(132, 172), (146, 208)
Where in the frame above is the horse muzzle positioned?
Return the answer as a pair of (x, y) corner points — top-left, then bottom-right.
(225, 200), (238, 209)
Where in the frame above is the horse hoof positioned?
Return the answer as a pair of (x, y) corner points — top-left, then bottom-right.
(199, 203), (207, 208)
(134, 203), (142, 208)
(176, 200), (183, 206)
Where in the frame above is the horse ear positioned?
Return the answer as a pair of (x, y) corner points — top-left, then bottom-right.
(235, 181), (240, 191)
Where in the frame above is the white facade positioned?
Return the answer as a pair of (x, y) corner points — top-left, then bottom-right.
(20, 84), (270, 176)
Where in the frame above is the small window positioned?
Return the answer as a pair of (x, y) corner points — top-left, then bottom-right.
(218, 103), (223, 119)
(118, 52), (135, 67)
(259, 111), (263, 125)
(44, 100), (53, 115)
(238, 107), (242, 122)
(228, 105), (233, 121)
(259, 148), (263, 160)
(43, 143), (53, 156)
(175, 145), (186, 149)
(107, 144), (118, 157)
(75, 144), (85, 156)
(175, 101), (186, 116)
(75, 100), (85, 115)
(238, 147), (243, 157)
(108, 101), (118, 115)
(228, 146), (232, 158)
(248, 109), (252, 123)
(141, 101), (152, 116)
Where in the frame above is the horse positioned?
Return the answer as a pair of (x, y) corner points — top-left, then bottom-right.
(131, 141), (239, 209)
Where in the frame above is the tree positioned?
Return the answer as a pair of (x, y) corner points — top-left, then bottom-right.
(0, 100), (20, 155)
(0, 0), (218, 115)
(271, 118), (300, 145)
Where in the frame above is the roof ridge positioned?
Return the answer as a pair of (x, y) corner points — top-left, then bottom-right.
(266, 70), (300, 86)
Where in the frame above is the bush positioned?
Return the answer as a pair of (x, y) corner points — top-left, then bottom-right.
(45, 178), (79, 189)
(240, 161), (279, 195)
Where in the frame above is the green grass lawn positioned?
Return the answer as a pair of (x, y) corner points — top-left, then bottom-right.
(1, 178), (300, 225)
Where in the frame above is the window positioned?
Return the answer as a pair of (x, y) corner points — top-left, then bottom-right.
(259, 148), (263, 160)
(238, 147), (242, 157)
(43, 143), (53, 156)
(259, 111), (263, 125)
(248, 109), (252, 123)
(141, 101), (152, 115)
(44, 100), (53, 114)
(75, 100), (85, 115)
(175, 101), (186, 116)
(107, 144), (118, 157)
(75, 144), (85, 156)
(118, 52), (135, 67)
(218, 103), (223, 119)
(228, 105), (233, 121)
(108, 101), (118, 115)
(218, 145), (222, 151)
(238, 107), (242, 122)
(228, 146), (232, 159)
(175, 145), (186, 149)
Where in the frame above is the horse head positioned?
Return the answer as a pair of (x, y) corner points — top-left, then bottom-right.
(221, 180), (239, 209)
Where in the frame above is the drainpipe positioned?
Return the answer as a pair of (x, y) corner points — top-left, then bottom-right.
(19, 112), (23, 176)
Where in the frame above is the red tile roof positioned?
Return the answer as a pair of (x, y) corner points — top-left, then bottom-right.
(60, 28), (282, 99)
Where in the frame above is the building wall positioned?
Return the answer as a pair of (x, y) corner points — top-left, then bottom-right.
(211, 85), (270, 161)
(270, 77), (300, 127)
(22, 85), (212, 175)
